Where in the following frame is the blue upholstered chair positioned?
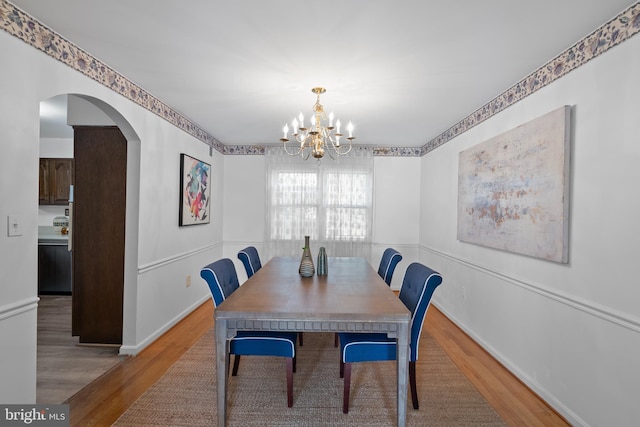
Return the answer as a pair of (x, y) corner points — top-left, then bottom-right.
(338, 262), (443, 413)
(333, 248), (404, 347)
(201, 258), (298, 407)
(378, 248), (403, 286)
(237, 246), (262, 278)
(237, 247), (304, 346)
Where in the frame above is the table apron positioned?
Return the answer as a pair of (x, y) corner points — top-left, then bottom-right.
(220, 318), (407, 339)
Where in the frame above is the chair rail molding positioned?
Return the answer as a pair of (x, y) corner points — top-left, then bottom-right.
(138, 241), (222, 275)
(0, 297), (39, 322)
(421, 244), (640, 334)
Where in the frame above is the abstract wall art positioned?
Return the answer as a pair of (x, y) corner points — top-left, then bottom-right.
(179, 153), (211, 226)
(457, 106), (571, 263)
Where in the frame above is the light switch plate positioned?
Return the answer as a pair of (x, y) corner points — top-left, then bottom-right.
(7, 215), (22, 237)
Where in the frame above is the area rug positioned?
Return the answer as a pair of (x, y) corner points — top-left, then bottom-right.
(113, 330), (506, 426)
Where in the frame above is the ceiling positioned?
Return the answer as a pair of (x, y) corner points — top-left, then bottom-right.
(14, 0), (635, 148)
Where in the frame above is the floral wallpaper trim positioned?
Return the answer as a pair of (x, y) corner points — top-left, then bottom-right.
(0, 0), (225, 153)
(1, 1), (639, 157)
(423, 3), (640, 154)
(223, 145), (424, 157)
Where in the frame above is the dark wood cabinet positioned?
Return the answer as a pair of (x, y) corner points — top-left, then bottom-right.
(39, 158), (74, 205)
(38, 244), (72, 295)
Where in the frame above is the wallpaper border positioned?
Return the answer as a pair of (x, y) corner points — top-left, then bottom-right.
(1, 0), (639, 157)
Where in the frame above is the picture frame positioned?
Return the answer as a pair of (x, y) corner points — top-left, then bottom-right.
(179, 153), (211, 226)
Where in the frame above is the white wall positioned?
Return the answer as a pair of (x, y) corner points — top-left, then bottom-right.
(420, 34), (640, 426)
(372, 156), (422, 289)
(0, 30), (222, 402)
(221, 155), (267, 283)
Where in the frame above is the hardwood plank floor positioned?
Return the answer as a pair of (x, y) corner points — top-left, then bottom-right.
(43, 298), (568, 426)
(65, 299), (213, 426)
(424, 308), (569, 426)
(37, 296), (126, 404)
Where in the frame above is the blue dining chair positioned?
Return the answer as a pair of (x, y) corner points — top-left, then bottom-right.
(237, 246), (262, 278)
(378, 248), (403, 286)
(201, 258), (298, 407)
(237, 247), (305, 347)
(338, 262), (443, 413)
(334, 248), (404, 348)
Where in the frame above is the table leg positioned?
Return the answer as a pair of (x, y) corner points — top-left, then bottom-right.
(215, 319), (229, 427)
(397, 321), (410, 427)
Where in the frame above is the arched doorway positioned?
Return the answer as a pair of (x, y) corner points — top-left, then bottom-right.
(37, 93), (141, 402)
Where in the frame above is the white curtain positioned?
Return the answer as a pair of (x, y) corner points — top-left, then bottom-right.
(265, 147), (373, 261)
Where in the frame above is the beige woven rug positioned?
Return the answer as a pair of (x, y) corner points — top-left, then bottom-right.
(114, 330), (506, 426)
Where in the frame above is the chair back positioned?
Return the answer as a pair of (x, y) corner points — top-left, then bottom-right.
(398, 262), (443, 361)
(237, 246), (262, 278)
(377, 248), (403, 286)
(200, 258), (240, 307)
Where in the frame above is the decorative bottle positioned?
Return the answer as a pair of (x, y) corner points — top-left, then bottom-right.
(299, 235), (315, 277)
(317, 247), (328, 276)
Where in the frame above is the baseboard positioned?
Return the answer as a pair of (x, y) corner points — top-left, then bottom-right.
(119, 295), (210, 355)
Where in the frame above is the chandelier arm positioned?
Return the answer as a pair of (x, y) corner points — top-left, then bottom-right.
(334, 144), (353, 156)
(325, 145), (337, 160)
(327, 139), (353, 156)
(283, 140), (303, 156)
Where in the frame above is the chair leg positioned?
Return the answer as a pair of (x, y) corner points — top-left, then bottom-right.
(334, 332), (338, 347)
(339, 359), (344, 378)
(231, 355), (241, 376)
(343, 362), (351, 413)
(409, 361), (419, 409)
(299, 332), (304, 346)
(293, 354), (297, 373)
(286, 358), (294, 408)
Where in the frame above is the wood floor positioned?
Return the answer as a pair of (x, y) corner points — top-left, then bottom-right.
(37, 296), (126, 404)
(39, 297), (569, 426)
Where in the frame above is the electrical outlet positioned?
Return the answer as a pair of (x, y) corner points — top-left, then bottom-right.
(186, 274), (192, 287)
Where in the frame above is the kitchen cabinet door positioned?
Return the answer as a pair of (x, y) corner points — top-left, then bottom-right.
(38, 244), (72, 294)
(39, 158), (74, 205)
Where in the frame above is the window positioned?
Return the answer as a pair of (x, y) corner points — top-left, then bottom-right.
(323, 172), (369, 240)
(265, 148), (373, 259)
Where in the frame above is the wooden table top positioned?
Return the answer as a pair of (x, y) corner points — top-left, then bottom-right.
(215, 257), (410, 323)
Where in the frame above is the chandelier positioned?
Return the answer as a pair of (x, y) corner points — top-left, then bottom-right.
(280, 87), (355, 160)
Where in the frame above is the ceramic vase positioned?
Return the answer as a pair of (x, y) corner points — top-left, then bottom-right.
(299, 235), (315, 277)
(317, 247), (328, 276)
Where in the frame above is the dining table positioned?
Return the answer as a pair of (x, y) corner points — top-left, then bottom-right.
(214, 256), (411, 426)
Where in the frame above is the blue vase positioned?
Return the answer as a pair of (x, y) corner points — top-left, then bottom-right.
(317, 247), (327, 276)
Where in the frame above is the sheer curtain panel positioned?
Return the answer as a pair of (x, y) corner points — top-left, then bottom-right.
(265, 147), (373, 261)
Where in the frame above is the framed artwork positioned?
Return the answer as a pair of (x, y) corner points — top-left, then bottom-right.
(457, 105), (571, 263)
(179, 153), (211, 226)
